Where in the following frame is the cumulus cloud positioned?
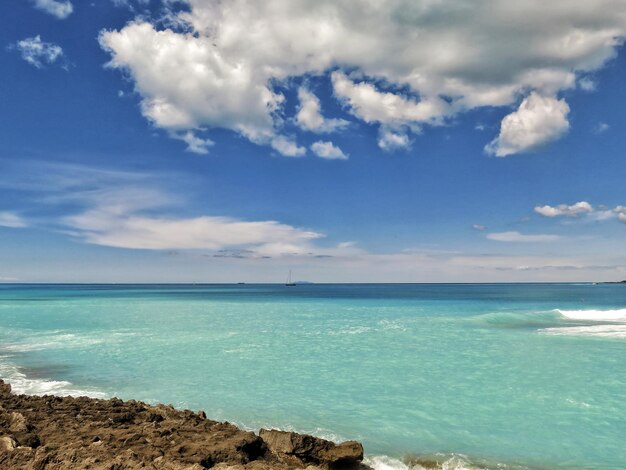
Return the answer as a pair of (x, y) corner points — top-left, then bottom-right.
(332, 71), (450, 127)
(32, 0), (73, 19)
(174, 131), (214, 154)
(578, 77), (597, 91)
(310, 141), (347, 160)
(487, 231), (561, 242)
(296, 88), (349, 133)
(377, 129), (411, 151)
(0, 212), (27, 228)
(99, 0), (626, 157)
(270, 136), (306, 157)
(534, 201), (593, 217)
(535, 201), (626, 223)
(14, 36), (64, 69)
(485, 93), (570, 156)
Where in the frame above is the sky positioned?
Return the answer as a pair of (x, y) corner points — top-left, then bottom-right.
(1, 0), (626, 283)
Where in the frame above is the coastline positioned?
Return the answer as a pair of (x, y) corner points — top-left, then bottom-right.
(0, 380), (364, 469)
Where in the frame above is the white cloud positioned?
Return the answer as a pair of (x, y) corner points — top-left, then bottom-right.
(0, 212), (27, 228)
(296, 88), (349, 133)
(487, 231), (561, 242)
(174, 131), (214, 154)
(32, 0), (73, 19)
(331, 71), (450, 127)
(14, 36), (64, 69)
(66, 209), (323, 252)
(593, 122), (610, 134)
(112, 0), (150, 10)
(99, 0), (626, 157)
(485, 93), (570, 157)
(472, 224), (486, 231)
(535, 201), (593, 217)
(270, 136), (306, 157)
(578, 77), (597, 91)
(310, 141), (348, 160)
(377, 129), (411, 151)
(534, 201), (626, 224)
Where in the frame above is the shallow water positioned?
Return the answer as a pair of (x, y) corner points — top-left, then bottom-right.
(0, 283), (625, 469)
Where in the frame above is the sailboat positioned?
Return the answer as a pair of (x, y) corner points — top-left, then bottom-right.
(285, 270), (296, 286)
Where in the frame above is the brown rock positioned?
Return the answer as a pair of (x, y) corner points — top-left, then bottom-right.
(0, 436), (17, 453)
(0, 379), (364, 470)
(259, 430), (363, 468)
(9, 411), (30, 432)
(319, 441), (363, 465)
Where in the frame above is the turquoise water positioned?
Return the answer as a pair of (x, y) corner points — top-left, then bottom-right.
(0, 284), (625, 469)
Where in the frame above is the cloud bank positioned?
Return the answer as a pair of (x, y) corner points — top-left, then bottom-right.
(487, 231), (561, 242)
(99, 0), (626, 156)
(535, 201), (626, 222)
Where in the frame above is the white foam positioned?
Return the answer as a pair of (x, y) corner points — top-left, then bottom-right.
(555, 309), (626, 322)
(1, 332), (104, 353)
(540, 324), (626, 339)
(365, 454), (488, 470)
(365, 455), (408, 470)
(328, 326), (371, 335)
(0, 357), (106, 398)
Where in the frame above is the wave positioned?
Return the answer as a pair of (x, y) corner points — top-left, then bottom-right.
(0, 357), (106, 398)
(473, 308), (626, 340)
(534, 308), (626, 339)
(365, 453), (532, 470)
(555, 308), (626, 322)
(470, 310), (562, 329)
(0, 331), (106, 354)
(540, 324), (626, 339)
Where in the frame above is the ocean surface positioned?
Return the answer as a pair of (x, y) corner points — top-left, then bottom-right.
(0, 283), (625, 469)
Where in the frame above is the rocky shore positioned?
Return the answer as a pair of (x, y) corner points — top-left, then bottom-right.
(0, 380), (364, 470)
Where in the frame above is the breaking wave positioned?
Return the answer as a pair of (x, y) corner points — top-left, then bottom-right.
(538, 308), (626, 339)
(0, 357), (106, 398)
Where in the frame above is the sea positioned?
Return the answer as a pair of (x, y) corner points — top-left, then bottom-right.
(0, 283), (625, 469)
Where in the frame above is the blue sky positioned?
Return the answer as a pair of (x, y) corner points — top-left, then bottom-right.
(1, 0), (626, 282)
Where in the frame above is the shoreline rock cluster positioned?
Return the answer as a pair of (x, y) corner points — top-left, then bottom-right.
(0, 380), (364, 469)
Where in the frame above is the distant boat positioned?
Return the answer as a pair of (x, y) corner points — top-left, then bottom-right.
(285, 270), (296, 286)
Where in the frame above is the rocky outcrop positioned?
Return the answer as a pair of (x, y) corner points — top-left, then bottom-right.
(0, 380), (365, 469)
(259, 430), (363, 468)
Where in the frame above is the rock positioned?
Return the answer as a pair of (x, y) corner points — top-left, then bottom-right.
(17, 433), (41, 448)
(0, 436), (17, 453)
(0, 379), (365, 470)
(319, 441), (363, 466)
(0, 381), (11, 395)
(259, 430), (363, 468)
(9, 411), (30, 432)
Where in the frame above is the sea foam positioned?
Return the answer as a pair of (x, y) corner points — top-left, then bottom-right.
(0, 357), (106, 398)
(536, 308), (626, 338)
(555, 308), (626, 322)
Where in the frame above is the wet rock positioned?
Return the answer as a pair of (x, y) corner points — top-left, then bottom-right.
(319, 441), (363, 466)
(259, 430), (363, 468)
(0, 379), (365, 470)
